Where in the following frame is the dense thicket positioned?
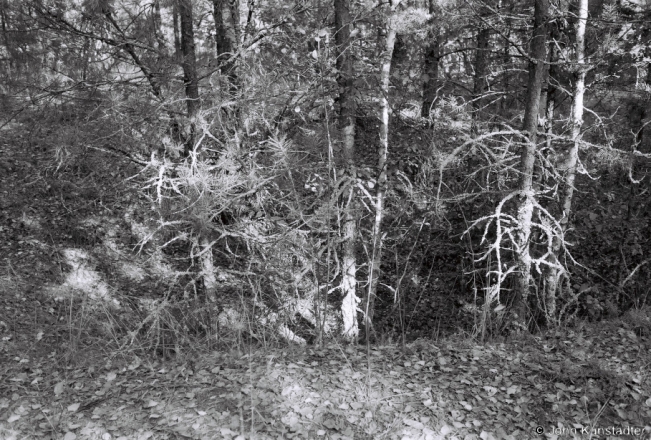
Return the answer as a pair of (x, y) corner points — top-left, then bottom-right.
(1, 0), (650, 345)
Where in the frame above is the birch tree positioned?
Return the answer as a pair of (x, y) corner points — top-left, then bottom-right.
(335, 0), (360, 340)
(544, 0), (588, 321)
(365, 0), (398, 338)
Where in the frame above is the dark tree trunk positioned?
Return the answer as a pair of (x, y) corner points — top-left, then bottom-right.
(152, 0), (167, 56)
(499, 0), (515, 112)
(173, 0), (181, 61)
(212, 0), (240, 91)
(178, 0), (199, 121)
(421, 0), (440, 118)
(472, 26), (490, 122)
(179, 0), (217, 303)
(544, 40), (557, 153)
(512, 0), (549, 329)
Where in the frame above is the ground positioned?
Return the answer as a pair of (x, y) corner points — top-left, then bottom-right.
(1, 319), (651, 439)
(1, 122), (651, 440)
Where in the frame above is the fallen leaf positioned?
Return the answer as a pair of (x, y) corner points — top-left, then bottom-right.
(144, 400), (158, 408)
(54, 381), (65, 396)
(128, 358), (141, 370)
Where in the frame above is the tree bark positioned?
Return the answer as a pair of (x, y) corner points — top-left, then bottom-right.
(542, 31), (562, 321)
(544, 41), (557, 153)
(178, 0), (200, 122)
(0, 2), (12, 79)
(173, 0), (181, 61)
(366, 0), (396, 339)
(178, 0), (216, 303)
(472, 0), (494, 127)
(212, 0), (240, 92)
(152, 0), (166, 54)
(550, 0), (588, 315)
(499, 0), (514, 112)
(472, 26), (490, 124)
(421, 0), (440, 118)
(512, 0), (548, 329)
(335, 0), (360, 341)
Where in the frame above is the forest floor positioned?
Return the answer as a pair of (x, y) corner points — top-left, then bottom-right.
(1, 298), (650, 440)
(1, 122), (651, 440)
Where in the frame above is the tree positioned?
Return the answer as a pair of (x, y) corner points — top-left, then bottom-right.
(365, 0), (398, 338)
(512, 0), (549, 328)
(335, 0), (360, 340)
(472, 0), (492, 127)
(544, 0), (588, 321)
(178, 0), (200, 126)
(176, 0), (219, 304)
(421, 0), (440, 118)
(212, 0), (240, 92)
(2, 0), (649, 348)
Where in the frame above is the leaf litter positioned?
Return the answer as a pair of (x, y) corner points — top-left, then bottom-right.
(1, 319), (651, 440)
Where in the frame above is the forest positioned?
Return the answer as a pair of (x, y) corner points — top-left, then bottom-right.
(0, 0), (650, 438)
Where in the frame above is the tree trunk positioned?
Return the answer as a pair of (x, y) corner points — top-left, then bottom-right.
(173, 0), (181, 61)
(472, 26), (490, 125)
(542, 33), (561, 321)
(1, 4), (10, 79)
(152, 0), (166, 54)
(335, 0), (360, 341)
(178, 0), (199, 122)
(512, 0), (548, 329)
(472, 0), (494, 127)
(245, 0), (255, 39)
(366, 1), (396, 339)
(499, 0), (514, 112)
(421, 0), (439, 118)
(178, 0), (216, 303)
(645, 64), (651, 145)
(544, 41), (557, 153)
(212, 0), (240, 92)
(548, 0), (588, 317)
(198, 236), (218, 303)
(1, 2), (15, 79)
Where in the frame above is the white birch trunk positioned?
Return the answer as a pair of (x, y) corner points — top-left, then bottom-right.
(199, 235), (217, 303)
(366, 6), (396, 336)
(547, 0), (588, 320)
(335, 0), (360, 341)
